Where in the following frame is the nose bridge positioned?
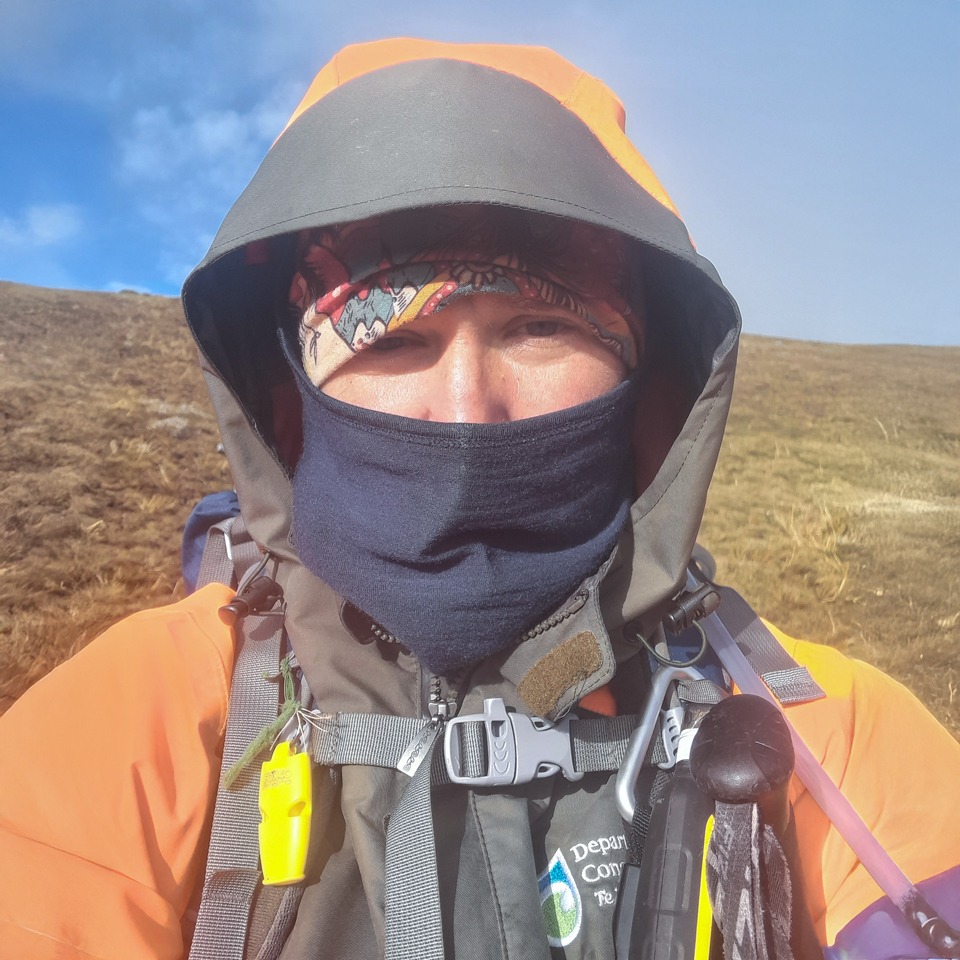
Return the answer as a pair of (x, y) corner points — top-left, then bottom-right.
(433, 322), (503, 424)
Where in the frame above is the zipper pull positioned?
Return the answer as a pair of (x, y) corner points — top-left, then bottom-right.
(428, 674), (457, 726)
(429, 698), (455, 724)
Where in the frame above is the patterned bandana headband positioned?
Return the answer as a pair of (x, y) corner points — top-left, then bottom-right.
(288, 208), (644, 387)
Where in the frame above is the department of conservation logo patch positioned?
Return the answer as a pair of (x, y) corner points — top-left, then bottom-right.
(538, 849), (582, 948)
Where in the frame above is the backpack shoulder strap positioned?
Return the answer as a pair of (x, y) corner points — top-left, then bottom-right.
(188, 514), (295, 960)
(188, 603), (287, 960)
(197, 513), (265, 591)
(713, 584), (825, 705)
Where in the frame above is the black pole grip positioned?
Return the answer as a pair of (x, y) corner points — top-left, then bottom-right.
(689, 694), (795, 838)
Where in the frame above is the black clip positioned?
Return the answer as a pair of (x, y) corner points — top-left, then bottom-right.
(219, 576), (284, 626)
(663, 582), (720, 635)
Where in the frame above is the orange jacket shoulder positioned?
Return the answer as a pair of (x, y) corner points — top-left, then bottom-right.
(767, 623), (960, 943)
(0, 584), (236, 960)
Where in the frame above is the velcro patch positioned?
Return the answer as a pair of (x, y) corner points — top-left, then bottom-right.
(517, 631), (603, 718)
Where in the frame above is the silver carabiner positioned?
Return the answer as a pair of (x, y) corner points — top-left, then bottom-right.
(614, 665), (706, 821)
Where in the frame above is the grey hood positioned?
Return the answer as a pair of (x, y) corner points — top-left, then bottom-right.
(181, 39), (741, 709)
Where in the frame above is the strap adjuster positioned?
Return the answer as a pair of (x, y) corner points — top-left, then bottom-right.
(443, 698), (584, 787)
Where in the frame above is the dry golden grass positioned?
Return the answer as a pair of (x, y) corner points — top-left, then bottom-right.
(2, 282), (958, 740)
(0, 281), (228, 711)
(700, 336), (960, 738)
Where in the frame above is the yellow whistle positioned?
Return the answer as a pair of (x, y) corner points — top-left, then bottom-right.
(258, 740), (312, 885)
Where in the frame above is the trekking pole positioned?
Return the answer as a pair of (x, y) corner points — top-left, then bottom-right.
(689, 693), (795, 839)
(698, 589), (960, 958)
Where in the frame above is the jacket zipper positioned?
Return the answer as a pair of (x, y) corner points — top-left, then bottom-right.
(427, 671), (463, 726)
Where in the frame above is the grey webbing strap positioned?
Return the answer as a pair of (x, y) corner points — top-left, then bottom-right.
(197, 514), (266, 590)
(384, 733), (445, 960)
(188, 613), (284, 960)
(309, 710), (661, 778)
(197, 517), (238, 588)
(305, 715), (445, 959)
(678, 678), (727, 705)
(569, 686), (728, 770)
(253, 885), (304, 960)
(760, 667), (823, 705)
(309, 713), (428, 769)
(716, 587), (825, 705)
(457, 720), (488, 775)
(571, 714), (665, 770)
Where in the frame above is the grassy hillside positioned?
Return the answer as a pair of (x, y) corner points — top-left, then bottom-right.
(700, 336), (960, 736)
(0, 281), (226, 709)
(1, 280), (958, 737)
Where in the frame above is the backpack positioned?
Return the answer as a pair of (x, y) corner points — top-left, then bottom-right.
(183, 505), (960, 960)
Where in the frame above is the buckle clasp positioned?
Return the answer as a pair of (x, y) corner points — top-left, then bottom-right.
(443, 698), (583, 787)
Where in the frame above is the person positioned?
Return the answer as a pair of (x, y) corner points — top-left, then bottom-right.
(1, 37), (958, 960)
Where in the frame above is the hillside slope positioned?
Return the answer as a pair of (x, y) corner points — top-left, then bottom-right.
(2, 281), (958, 736)
(0, 281), (227, 708)
(701, 336), (960, 736)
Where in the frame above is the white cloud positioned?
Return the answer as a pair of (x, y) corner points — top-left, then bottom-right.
(114, 90), (295, 285)
(0, 203), (83, 248)
(118, 99), (288, 185)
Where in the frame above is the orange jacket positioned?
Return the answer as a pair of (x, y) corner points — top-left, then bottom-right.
(0, 585), (235, 960)
(2, 586), (959, 958)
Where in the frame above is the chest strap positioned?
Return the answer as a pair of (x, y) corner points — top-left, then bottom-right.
(305, 704), (668, 780)
(302, 701), (662, 960)
(313, 705), (657, 960)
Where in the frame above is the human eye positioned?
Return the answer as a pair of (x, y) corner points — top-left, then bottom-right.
(508, 314), (582, 345)
(522, 318), (565, 338)
(366, 331), (422, 352)
(367, 336), (405, 351)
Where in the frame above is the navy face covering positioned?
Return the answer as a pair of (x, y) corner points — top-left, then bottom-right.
(289, 358), (638, 676)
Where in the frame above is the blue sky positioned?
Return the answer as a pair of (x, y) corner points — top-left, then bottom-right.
(1, 0), (957, 344)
